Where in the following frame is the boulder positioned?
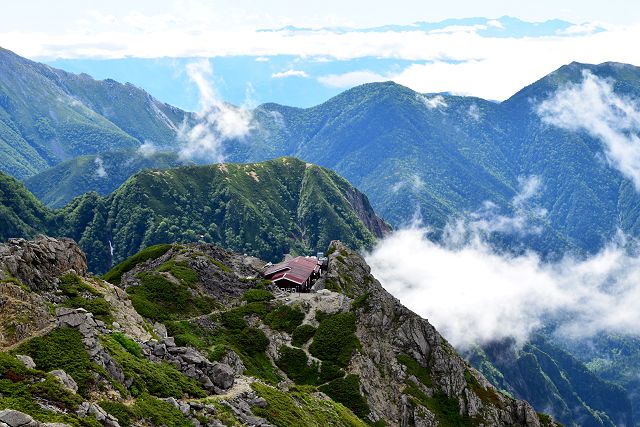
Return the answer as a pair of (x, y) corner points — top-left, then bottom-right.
(210, 363), (234, 390)
(49, 369), (78, 393)
(15, 355), (36, 369)
(0, 410), (38, 427)
(0, 236), (87, 291)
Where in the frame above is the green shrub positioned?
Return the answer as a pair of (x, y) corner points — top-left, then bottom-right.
(15, 328), (96, 395)
(309, 312), (359, 367)
(211, 259), (231, 273)
(276, 346), (319, 385)
(351, 293), (370, 312)
(131, 394), (193, 427)
(265, 305), (305, 333)
(396, 354), (433, 387)
(221, 309), (249, 331)
(63, 296), (112, 324)
(208, 344), (226, 362)
(101, 334), (205, 398)
(319, 362), (345, 384)
(98, 401), (133, 427)
(243, 288), (275, 303)
(0, 353), (97, 427)
(103, 244), (173, 285)
(403, 381), (472, 427)
(250, 382), (368, 427)
(319, 375), (370, 419)
(238, 351), (280, 384)
(112, 333), (142, 358)
(292, 324), (317, 347)
(127, 272), (216, 322)
(59, 274), (100, 297)
(157, 260), (199, 288)
(165, 320), (216, 350)
(236, 327), (269, 355)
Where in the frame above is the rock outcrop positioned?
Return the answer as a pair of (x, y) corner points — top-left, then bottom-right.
(0, 236), (559, 427)
(143, 338), (235, 393)
(325, 241), (546, 427)
(0, 235), (87, 291)
(0, 282), (52, 348)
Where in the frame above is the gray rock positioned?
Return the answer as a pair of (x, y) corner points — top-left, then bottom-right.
(210, 363), (234, 390)
(0, 236), (87, 291)
(164, 397), (179, 409)
(181, 349), (206, 365)
(152, 343), (167, 357)
(49, 369), (78, 393)
(0, 410), (38, 427)
(179, 403), (190, 415)
(220, 348), (245, 376)
(153, 322), (168, 339)
(15, 355), (36, 369)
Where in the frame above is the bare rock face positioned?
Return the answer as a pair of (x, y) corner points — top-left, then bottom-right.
(0, 235), (87, 291)
(49, 369), (78, 394)
(0, 410), (38, 427)
(326, 241), (547, 427)
(0, 282), (52, 348)
(142, 338), (236, 393)
(342, 186), (392, 238)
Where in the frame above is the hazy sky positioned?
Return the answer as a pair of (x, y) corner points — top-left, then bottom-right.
(2, 0), (640, 103)
(2, 0), (639, 32)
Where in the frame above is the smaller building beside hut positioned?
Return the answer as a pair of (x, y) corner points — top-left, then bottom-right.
(263, 254), (326, 293)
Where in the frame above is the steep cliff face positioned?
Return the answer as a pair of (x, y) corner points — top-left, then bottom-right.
(321, 241), (548, 426)
(0, 236), (557, 427)
(0, 235), (87, 291)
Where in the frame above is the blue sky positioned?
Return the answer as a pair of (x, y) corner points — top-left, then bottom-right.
(2, 1), (640, 109)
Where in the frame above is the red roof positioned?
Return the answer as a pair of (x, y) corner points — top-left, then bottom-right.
(263, 256), (320, 285)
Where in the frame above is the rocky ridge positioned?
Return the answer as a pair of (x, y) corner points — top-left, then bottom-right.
(0, 236), (557, 427)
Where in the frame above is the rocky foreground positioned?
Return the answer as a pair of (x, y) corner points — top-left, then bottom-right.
(0, 236), (557, 427)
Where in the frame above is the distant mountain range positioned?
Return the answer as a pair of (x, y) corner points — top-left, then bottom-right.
(10, 44), (640, 259)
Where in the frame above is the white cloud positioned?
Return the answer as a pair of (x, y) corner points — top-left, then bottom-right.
(391, 174), (425, 193)
(417, 94), (448, 109)
(178, 59), (253, 162)
(3, 17), (640, 101)
(94, 156), (107, 178)
(271, 69), (309, 78)
(486, 19), (504, 29)
(367, 224), (640, 350)
(468, 103), (481, 121)
(317, 70), (387, 88)
(537, 71), (640, 190)
(444, 176), (546, 247)
(137, 141), (158, 157)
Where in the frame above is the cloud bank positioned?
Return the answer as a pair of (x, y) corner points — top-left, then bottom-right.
(178, 59), (253, 162)
(537, 70), (640, 189)
(367, 226), (640, 349)
(366, 179), (640, 349)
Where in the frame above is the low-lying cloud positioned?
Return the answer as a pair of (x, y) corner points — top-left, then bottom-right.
(178, 59), (253, 162)
(444, 176), (546, 246)
(366, 178), (640, 349)
(367, 226), (640, 349)
(537, 70), (640, 189)
(94, 156), (107, 178)
(417, 94), (448, 110)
